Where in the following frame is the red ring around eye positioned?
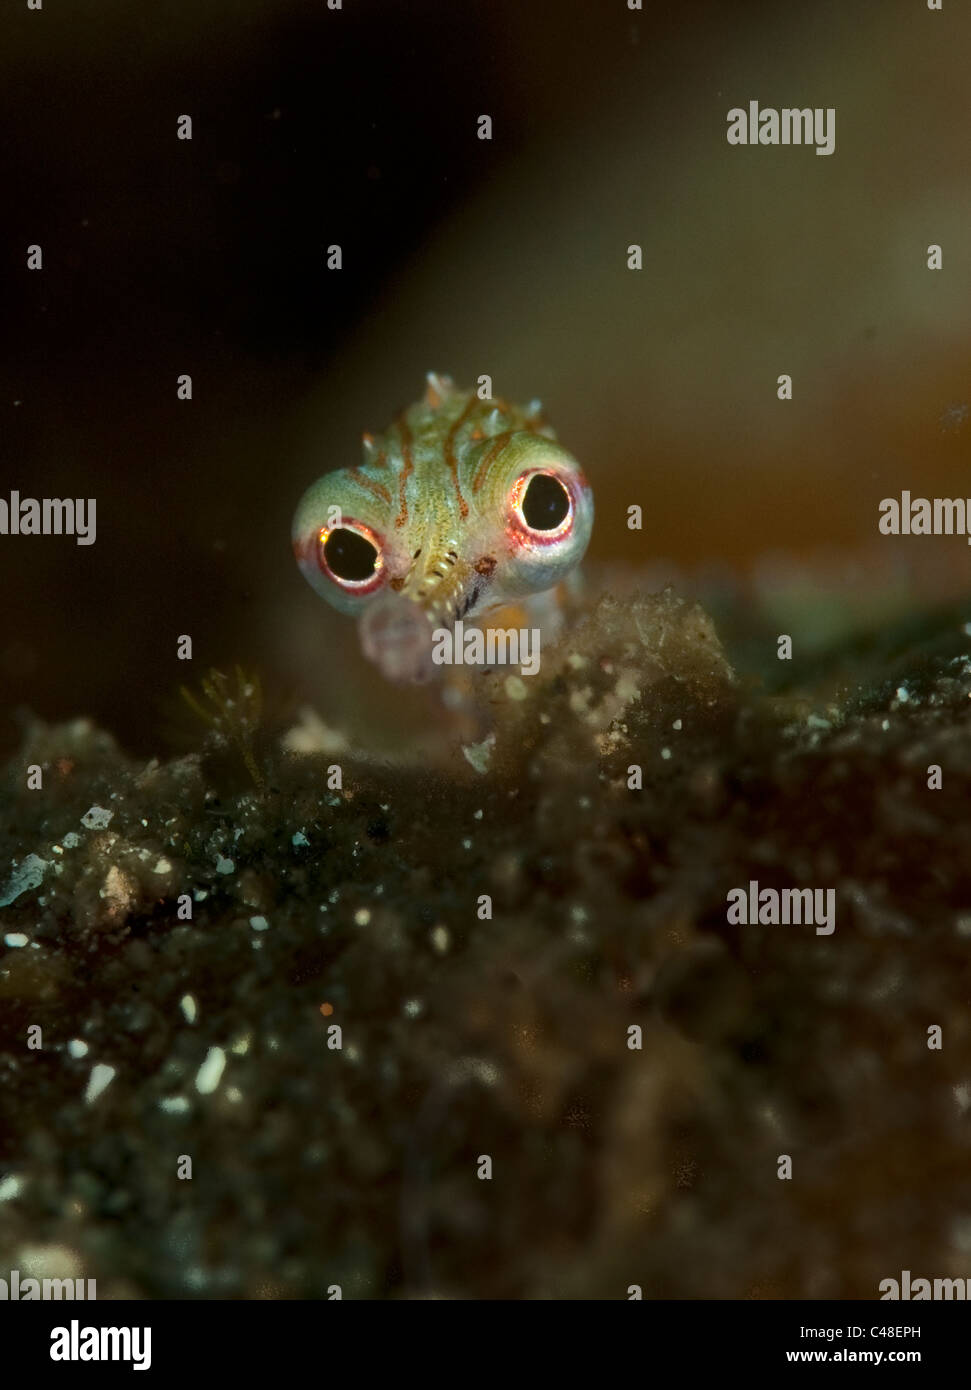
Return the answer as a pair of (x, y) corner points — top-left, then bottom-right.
(509, 468), (576, 546)
(316, 519), (386, 595)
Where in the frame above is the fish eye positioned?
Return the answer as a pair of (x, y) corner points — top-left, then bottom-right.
(511, 469), (573, 537)
(319, 523), (383, 590)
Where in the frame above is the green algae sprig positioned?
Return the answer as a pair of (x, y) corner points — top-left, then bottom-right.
(180, 666), (265, 791)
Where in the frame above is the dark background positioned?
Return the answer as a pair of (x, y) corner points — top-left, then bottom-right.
(2, 0), (969, 756)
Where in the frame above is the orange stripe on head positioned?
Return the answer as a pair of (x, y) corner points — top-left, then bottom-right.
(471, 430), (514, 494)
(348, 467), (391, 507)
(395, 417), (414, 529)
(444, 397), (478, 520)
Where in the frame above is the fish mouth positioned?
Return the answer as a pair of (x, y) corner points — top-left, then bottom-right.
(356, 574), (491, 684)
(453, 582), (483, 622)
(357, 544), (498, 682)
(358, 595), (439, 684)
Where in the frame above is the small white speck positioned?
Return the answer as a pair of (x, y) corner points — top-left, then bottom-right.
(881, 719), (890, 731)
(67, 1039), (88, 1059)
(292, 830), (309, 848)
(159, 1096), (190, 1115)
(153, 857), (172, 874)
(431, 925), (450, 954)
(4, 933), (28, 948)
(215, 856), (234, 874)
(454, 1057), (500, 1087)
(461, 838), (472, 850)
(249, 915), (269, 932)
(180, 994), (198, 1024)
(194, 888), (208, 902)
(52, 844), (63, 856)
(462, 732), (496, 774)
(195, 1046), (226, 1095)
(62, 832), (80, 849)
(81, 805), (113, 830)
(85, 1063), (116, 1104)
(354, 907), (371, 926)
(660, 747), (672, 760)
(403, 998), (424, 1019)
(473, 809), (483, 820)
(230, 1032), (252, 1056)
(225, 1086), (243, 1104)
(672, 719), (682, 730)
(0, 1174), (24, 1201)
(1, 856), (38, 907)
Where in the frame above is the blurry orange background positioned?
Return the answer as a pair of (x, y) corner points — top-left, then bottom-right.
(1, 0), (969, 751)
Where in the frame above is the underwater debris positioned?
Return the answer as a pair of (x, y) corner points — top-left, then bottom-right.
(0, 852), (49, 907)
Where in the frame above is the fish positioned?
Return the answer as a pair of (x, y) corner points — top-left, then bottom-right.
(292, 374), (594, 682)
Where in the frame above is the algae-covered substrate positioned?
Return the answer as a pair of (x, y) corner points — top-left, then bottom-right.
(1, 586), (970, 1298)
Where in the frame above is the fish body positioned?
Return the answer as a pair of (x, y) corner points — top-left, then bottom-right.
(292, 374), (594, 681)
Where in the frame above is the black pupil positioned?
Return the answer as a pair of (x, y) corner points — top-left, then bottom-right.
(522, 473), (570, 530)
(324, 528), (378, 581)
